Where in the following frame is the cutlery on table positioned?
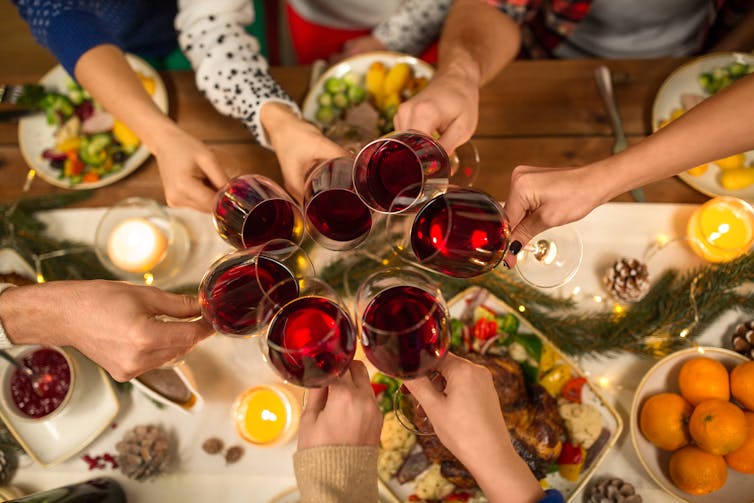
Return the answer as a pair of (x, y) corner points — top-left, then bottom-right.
(0, 348), (51, 396)
(594, 65), (647, 203)
(0, 84), (45, 107)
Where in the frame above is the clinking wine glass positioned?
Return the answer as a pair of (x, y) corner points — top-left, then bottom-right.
(303, 156), (373, 251)
(387, 186), (583, 287)
(355, 267), (450, 434)
(353, 130), (450, 214)
(198, 240), (314, 337)
(213, 174), (305, 249)
(258, 277), (357, 388)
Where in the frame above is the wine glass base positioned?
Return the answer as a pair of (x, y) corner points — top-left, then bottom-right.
(515, 225), (583, 289)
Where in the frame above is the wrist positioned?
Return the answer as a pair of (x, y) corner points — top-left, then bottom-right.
(0, 283), (71, 347)
(260, 102), (301, 147)
(437, 50), (482, 89)
(141, 117), (184, 156)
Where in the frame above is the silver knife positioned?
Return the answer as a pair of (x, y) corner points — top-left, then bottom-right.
(0, 109), (40, 122)
(594, 65), (647, 202)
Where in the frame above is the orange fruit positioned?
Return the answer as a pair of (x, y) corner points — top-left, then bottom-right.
(689, 399), (747, 455)
(731, 360), (754, 411)
(725, 411), (754, 474)
(678, 357), (730, 406)
(639, 393), (692, 451)
(669, 446), (728, 495)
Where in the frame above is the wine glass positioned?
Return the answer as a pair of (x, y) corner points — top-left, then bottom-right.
(198, 240), (314, 337)
(213, 174), (305, 249)
(387, 187), (583, 287)
(356, 268), (450, 379)
(355, 267), (450, 434)
(258, 277), (357, 388)
(303, 156), (373, 250)
(448, 140), (480, 187)
(353, 130), (450, 214)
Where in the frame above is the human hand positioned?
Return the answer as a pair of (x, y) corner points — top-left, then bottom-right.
(261, 103), (348, 201)
(298, 360), (383, 450)
(0, 280), (213, 381)
(502, 164), (607, 268)
(393, 67), (479, 154)
(403, 353), (543, 502)
(330, 35), (387, 64)
(153, 125), (229, 213)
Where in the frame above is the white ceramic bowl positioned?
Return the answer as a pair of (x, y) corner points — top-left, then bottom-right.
(630, 347), (752, 502)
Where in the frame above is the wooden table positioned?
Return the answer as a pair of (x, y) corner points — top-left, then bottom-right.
(0, 58), (708, 207)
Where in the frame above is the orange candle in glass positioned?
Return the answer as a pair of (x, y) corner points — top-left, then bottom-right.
(686, 196), (754, 263)
(232, 385), (299, 446)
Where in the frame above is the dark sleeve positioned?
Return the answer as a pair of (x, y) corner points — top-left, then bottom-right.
(12, 1), (118, 76)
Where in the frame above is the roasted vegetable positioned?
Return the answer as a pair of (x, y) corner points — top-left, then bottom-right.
(719, 167), (754, 190)
(324, 77), (347, 94)
(79, 133), (112, 166)
(365, 61), (387, 96)
(384, 63), (411, 95)
(40, 92), (74, 126)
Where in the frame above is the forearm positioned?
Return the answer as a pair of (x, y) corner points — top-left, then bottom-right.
(0, 283), (72, 346)
(74, 44), (176, 154)
(436, 0), (520, 87)
(596, 74), (754, 200)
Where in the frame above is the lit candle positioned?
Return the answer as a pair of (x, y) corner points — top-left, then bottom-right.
(106, 218), (168, 273)
(687, 196), (754, 263)
(233, 385), (299, 446)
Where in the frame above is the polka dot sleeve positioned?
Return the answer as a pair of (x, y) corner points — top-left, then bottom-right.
(372, 0), (452, 55)
(175, 0), (300, 148)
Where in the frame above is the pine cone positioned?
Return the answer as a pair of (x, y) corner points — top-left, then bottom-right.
(116, 424), (170, 482)
(604, 258), (650, 303)
(731, 320), (754, 359)
(585, 477), (642, 503)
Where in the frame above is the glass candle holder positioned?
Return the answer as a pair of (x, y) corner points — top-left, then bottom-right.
(686, 196), (754, 263)
(94, 197), (190, 287)
(232, 384), (300, 447)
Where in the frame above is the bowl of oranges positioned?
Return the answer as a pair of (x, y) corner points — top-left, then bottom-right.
(631, 347), (754, 502)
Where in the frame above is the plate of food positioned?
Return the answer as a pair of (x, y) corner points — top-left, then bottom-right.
(18, 53), (168, 189)
(652, 52), (754, 202)
(630, 347), (754, 502)
(371, 287), (622, 502)
(301, 51), (434, 151)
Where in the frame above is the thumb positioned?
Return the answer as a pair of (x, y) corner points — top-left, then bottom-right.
(303, 387), (328, 416)
(402, 376), (445, 416)
(504, 212), (546, 269)
(198, 150), (230, 190)
(437, 120), (470, 155)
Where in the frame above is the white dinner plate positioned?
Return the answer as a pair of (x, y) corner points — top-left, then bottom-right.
(630, 347), (752, 502)
(0, 346), (119, 467)
(18, 53), (169, 190)
(301, 50), (435, 127)
(652, 52), (754, 203)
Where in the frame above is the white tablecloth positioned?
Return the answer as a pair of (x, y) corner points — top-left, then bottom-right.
(10, 202), (748, 502)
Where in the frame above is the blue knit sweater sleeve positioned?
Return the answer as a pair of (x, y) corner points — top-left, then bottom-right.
(540, 489), (565, 503)
(12, 1), (118, 76)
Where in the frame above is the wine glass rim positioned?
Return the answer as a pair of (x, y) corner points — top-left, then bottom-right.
(359, 284), (448, 337)
(263, 294), (355, 354)
(353, 136), (428, 215)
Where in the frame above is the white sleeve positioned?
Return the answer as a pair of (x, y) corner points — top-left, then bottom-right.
(372, 0), (452, 55)
(175, 0), (301, 148)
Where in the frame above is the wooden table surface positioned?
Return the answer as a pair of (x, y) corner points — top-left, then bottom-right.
(0, 58), (708, 207)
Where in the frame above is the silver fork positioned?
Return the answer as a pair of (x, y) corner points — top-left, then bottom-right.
(0, 84), (25, 105)
(594, 65), (647, 202)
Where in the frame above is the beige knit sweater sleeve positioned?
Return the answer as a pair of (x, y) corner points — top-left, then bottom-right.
(293, 445), (379, 503)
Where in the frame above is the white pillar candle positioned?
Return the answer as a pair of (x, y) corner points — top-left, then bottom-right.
(107, 218), (168, 273)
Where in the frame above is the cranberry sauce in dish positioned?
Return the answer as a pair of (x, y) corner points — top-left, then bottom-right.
(10, 348), (71, 419)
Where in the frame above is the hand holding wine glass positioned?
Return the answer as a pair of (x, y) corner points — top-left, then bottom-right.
(403, 353), (545, 503)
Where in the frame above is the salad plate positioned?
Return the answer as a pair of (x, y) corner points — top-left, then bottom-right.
(0, 346), (119, 467)
(18, 53), (168, 190)
(652, 52), (754, 203)
(373, 287), (622, 503)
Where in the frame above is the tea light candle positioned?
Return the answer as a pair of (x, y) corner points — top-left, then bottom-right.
(233, 385), (299, 446)
(687, 197), (754, 263)
(106, 218), (168, 273)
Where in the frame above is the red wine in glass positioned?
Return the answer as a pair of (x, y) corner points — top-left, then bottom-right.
(410, 189), (510, 278)
(266, 296), (356, 387)
(306, 189), (372, 247)
(354, 131), (450, 213)
(361, 285), (449, 379)
(214, 175), (304, 249)
(200, 255), (298, 336)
